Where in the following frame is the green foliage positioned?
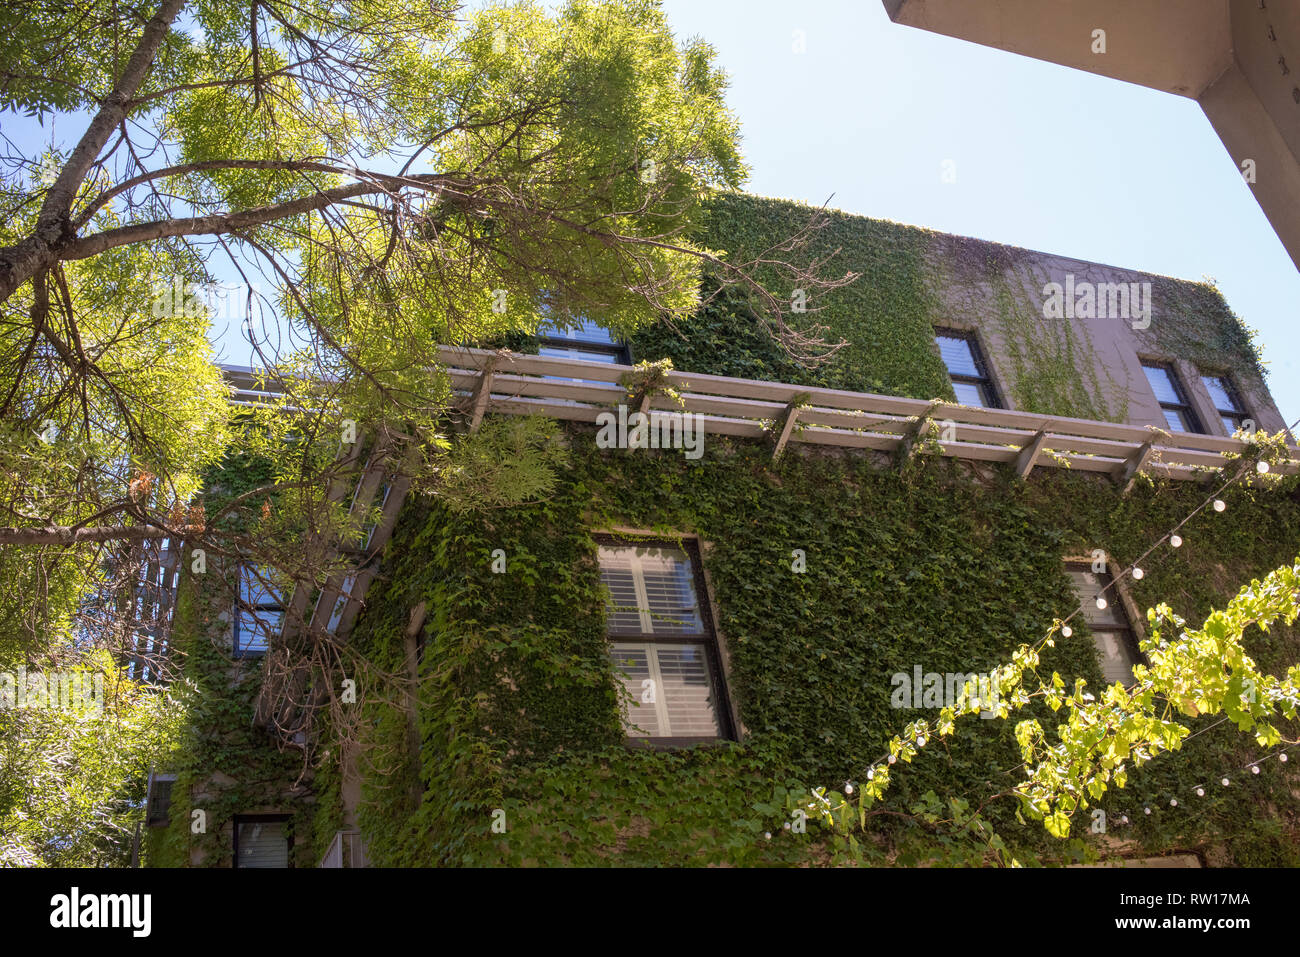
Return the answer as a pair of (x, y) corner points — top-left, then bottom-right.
(1148, 277), (1268, 384)
(622, 196), (1266, 430)
(631, 193), (952, 399)
(435, 416), (569, 513)
(143, 448), (320, 868)
(0, 653), (189, 867)
(340, 423), (1300, 866)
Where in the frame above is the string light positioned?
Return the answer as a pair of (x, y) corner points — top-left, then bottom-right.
(837, 435), (1294, 831)
(1100, 747), (1296, 834)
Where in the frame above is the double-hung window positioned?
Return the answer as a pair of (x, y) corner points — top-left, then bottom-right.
(538, 317), (629, 366)
(233, 814), (292, 868)
(934, 329), (1001, 408)
(234, 565), (283, 658)
(1199, 373), (1250, 435)
(146, 773), (176, 827)
(1142, 361), (1204, 433)
(1065, 562), (1144, 686)
(598, 539), (732, 744)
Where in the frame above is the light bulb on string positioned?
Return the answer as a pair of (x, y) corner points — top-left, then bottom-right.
(1196, 787), (1205, 797)
(1062, 625), (1073, 637)
(1252, 765), (1260, 775)
(1170, 535), (1183, 548)
(1280, 753), (1288, 763)
(1222, 778), (1230, 786)
(1132, 567), (1144, 580)
(1170, 798), (1177, 807)
(1257, 461), (1269, 474)
(1095, 596), (1108, 610)
(1213, 499), (1225, 512)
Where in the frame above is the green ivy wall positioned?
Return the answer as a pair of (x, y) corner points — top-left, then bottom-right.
(339, 429), (1300, 866)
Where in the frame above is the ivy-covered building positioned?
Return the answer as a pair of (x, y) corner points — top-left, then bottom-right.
(147, 193), (1300, 868)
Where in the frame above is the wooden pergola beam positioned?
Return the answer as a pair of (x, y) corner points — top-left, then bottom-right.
(896, 401), (938, 461)
(1014, 429), (1049, 479)
(466, 358), (497, 434)
(1115, 439), (1155, 495)
(770, 403), (802, 462)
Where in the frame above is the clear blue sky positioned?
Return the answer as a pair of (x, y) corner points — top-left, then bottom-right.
(660, 0), (1300, 428)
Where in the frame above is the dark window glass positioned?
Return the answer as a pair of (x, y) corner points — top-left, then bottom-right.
(1065, 564), (1143, 686)
(234, 565), (283, 657)
(538, 316), (628, 363)
(233, 816), (292, 868)
(146, 775), (175, 827)
(1200, 373), (1248, 434)
(935, 330), (1001, 408)
(1141, 362), (1203, 434)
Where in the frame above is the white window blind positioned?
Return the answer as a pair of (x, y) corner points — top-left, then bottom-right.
(610, 641), (720, 737)
(235, 820), (289, 868)
(598, 545), (704, 635)
(599, 544), (723, 739)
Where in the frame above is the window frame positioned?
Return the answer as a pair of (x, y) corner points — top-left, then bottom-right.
(595, 533), (736, 748)
(1140, 360), (1205, 434)
(537, 317), (630, 365)
(1198, 371), (1250, 435)
(232, 813), (294, 869)
(145, 772), (176, 827)
(933, 327), (1002, 409)
(1063, 557), (1148, 688)
(232, 564), (284, 659)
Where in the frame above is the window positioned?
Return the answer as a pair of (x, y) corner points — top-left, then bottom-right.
(325, 572), (356, 634)
(233, 815), (292, 868)
(934, 329), (1001, 408)
(1065, 563), (1144, 686)
(538, 316), (629, 365)
(358, 480), (391, 550)
(598, 539), (733, 744)
(1199, 373), (1249, 435)
(1141, 361), (1204, 433)
(146, 773), (176, 827)
(234, 565), (283, 658)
